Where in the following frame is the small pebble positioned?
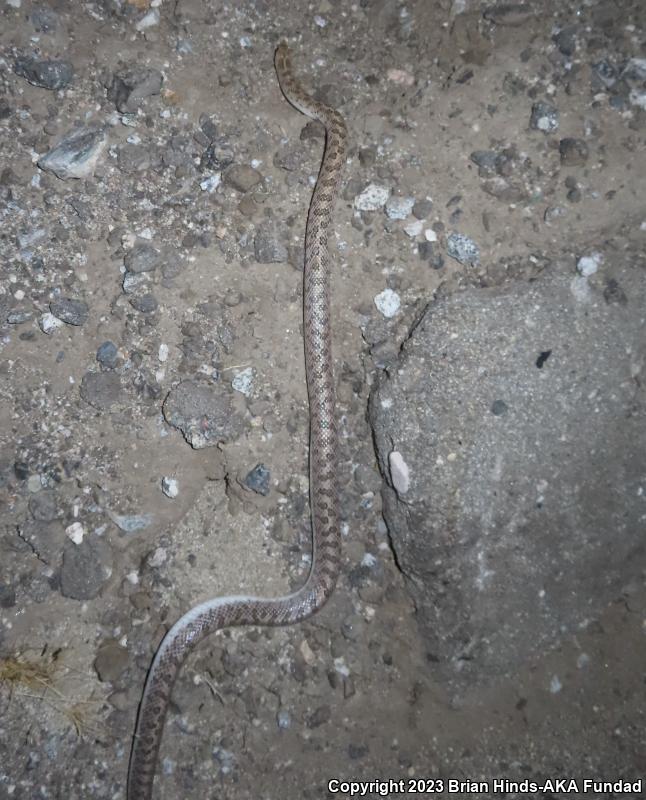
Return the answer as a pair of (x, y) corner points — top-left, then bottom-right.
(65, 522), (85, 544)
(354, 183), (390, 211)
(276, 709), (291, 729)
(232, 367), (254, 397)
(559, 138), (589, 166)
(39, 312), (64, 334)
(577, 252), (602, 277)
(447, 232), (480, 266)
(404, 219), (423, 237)
(161, 477), (179, 498)
(388, 451), (410, 495)
(374, 288), (401, 318)
(97, 341), (119, 368)
(385, 196), (415, 220)
(135, 8), (160, 30)
(529, 101), (559, 133)
(244, 464), (270, 496)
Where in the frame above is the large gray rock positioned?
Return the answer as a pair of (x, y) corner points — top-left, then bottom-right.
(369, 263), (646, 684)
(38, 125), (107, 180)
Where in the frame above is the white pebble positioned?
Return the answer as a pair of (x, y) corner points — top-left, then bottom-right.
(576, 252), (602, 277)
(424, 228), (437, 242)
(39, 312), (64, 335)
(232, 367), (255, 397)
(65, 522), (85, 545)
(385, 196), (415, 220)
(148, 547), (167, 567)
(314, 15), (327, 27)
(158, 343), (169, 362)
(549, 675), (562, 694)
(354, 183), (390, 211)
(200, 173), (221, 192)
(389, 451), (410, 495)
(374, 288), (401, 318)
(404, 219), (423, 237)
(387, 68), (415, 86)
(135, 8), (160, 30)
(161, 477), (179, 498)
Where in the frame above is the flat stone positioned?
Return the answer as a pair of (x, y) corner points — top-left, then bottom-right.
(162, 379), (245, 449)
(108, 66), (163, 113)
(38, 125), (107, 180)
(94, 640), (129, 682)
(80, 371), (123, 410)
(223, 164), (263, 192)
(529, 101), (559, 132)
(244, 464), (270, 496)
(559, 137), (589, 166)
(129, 293), (158, 313)
(96, 341), (119, 368)
(17, 519), (65, 566)
(28, 490), (59, 522)
(60, 536), (113, 600)
(14, 55), (73, 90)
(49, 297), (89, 326)
(254, 227), (288, 263)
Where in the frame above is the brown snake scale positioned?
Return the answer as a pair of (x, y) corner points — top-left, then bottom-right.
(127, 44), (347, 799)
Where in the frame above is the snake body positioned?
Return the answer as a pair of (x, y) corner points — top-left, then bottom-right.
(127, 44), (347, 799)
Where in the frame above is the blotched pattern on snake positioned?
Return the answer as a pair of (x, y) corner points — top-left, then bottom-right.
(127, 43), (347, 800)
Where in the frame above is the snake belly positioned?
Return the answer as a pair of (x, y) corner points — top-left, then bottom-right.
(126, 43), (347, 800)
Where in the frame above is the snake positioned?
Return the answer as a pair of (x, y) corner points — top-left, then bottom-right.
(126, 43), (347, 799)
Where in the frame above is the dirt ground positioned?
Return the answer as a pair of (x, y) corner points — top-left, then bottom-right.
(1, 1), (645, 799)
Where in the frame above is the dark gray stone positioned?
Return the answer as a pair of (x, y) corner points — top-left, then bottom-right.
(7, 310), (33, 324)
(559, 137), (589, 166)
(80, 372), (123, 410)
(162, 379), (245, 449)
(369, 261), (646, 685)
(38, 125), (107, 180)
(28, 490), (59, 522)
(254, 227), (288, 263)
(223, 164), (263, 192)
(553, 25), (578, 57)
(244, 464), (270, 496)
(200, 140), (234, 171)
(60, 536), (113, 600)
(14, 56), (73, 90)
(108, 66), (163, 113)
(469, 150), (499, 175)
(17, 520), (65, 566)
(49, 297), (89, 326)
(129, 293), (158, 313)
(529, 101), (559, 133)
(97, 341), (119, 368)
(125, 242), (161, 273)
